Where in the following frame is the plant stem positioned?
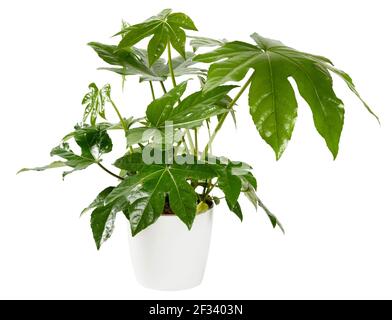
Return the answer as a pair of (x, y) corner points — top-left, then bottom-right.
(109, 98), (128, 132)
(149, 81), (156, 100)
(160, 81), (167, 93)
(206, 120), (213, 155)
(203, 180), (218, 199)
(109, 98), (133, 153)
(167, 43), (177, 87)
(97, 162), (124, 180)
(201, 73), (255, 159)
(167, 43), (196, 153)
(182, 135), (190, 154)
(194, 128), (198, 158)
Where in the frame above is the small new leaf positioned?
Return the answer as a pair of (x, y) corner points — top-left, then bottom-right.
(82, 83), (112, 126)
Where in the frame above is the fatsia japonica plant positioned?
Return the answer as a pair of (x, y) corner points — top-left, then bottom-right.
(19, 9), (377, 249)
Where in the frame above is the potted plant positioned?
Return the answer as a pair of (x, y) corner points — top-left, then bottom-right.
(18, 9), (377, 290)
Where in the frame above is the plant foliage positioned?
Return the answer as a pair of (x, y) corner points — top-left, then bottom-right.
(19, 9), (376, 249)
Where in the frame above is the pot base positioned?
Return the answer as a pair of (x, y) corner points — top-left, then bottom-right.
(129, 209), (213, 291)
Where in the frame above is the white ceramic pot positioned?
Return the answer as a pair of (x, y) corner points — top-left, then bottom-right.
(129, 208), (213, 291)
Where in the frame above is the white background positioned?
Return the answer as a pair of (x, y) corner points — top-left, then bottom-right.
(1, 0), (391, 300)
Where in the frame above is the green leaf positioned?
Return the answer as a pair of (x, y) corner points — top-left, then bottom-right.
(167, 24), (186, 59)
(50, 143), (96, 169)
(146, 81), (187, 126)
(164, 169), (197, 229)
(189, 36), (225, 52)
(106, 159), (219, 234)
(147, 24), (169, 66)
(117, 20), (162, 48)
(89, 42), (157, 78)
(164, 85), (237, 128)
(249, 64), (298, 159)
(167, 13), (198, 31)
(98, 49), (205, 82)
(73, 125), (113, 158)
(17, 161), (67, 174)
(113, 152), (146, 172)
(240, 176), (284, 233)
(90, 197), (126, 249)
(81, 83), (116, 126)
(258, 198), (285, 234)
(46, 126), (112, 177)
(124, 177), (166, 236)
(195, 33), (373, 159)
(81, 187), (115, 216)
(126, 127), (160, 146)
(217, 166), (242, 209)
(227, 201), (243, 221)
(323, 64), (379, 124)
(105, 167), (165, 204)
(118, 9), (198, 64)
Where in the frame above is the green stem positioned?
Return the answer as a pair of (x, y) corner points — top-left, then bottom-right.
(201, 73), (255, 159)
(185, 130), (195, 154)
(149, 81), (156, 100)
(167, 42), (196, 152)
(194, 128), (198, 158)
(204, 180), (218, 198)
(182, 135), (190, 154)
(97, 162), (124, 180)
(167, 42), (177, 87)
(206, 120), (212, 155)
(109, 98), (133, 153)
(160, 81), (167, 93)
(109, 98), (128, 132)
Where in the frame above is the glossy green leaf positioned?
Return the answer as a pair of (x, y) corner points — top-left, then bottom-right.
(126, 127), (161, 146)
(195, 33), (375, 159)
(90, 197), (126, 249)
(258, 198), (285, 234)
(106, 156), (220, 234)
(118, 9), (198, 65)
(167, 13), (198, 31)
(146, 81), (187, 126)
(73, 125), (113, 158)
(189, 36), (225, 52)
(164, 169), (197, 229)
(113, 152), (146, 172)
(89, 42), (158, 78)
(227, 201), (243, 221)
(50, 143), (96, 169)
(123, 178), (166, 235)
(147, 25), (169, 67)
(240, 176), (284, 233)
(35, 126), (113, 177)
(322, 64), (379, 123)
(17, 161), (67, 174)
(164, 85), (237, 128)
(81, 187), (115, 216)
(217, 166), (242, 209)
(105, 167), (165, 204)
(97, 48), (206, 82)
(88, 42), (154, 75)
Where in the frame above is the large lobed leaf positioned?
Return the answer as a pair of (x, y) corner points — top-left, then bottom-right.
(106, 159), (216, 235)
(194, 33), (377, 159)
